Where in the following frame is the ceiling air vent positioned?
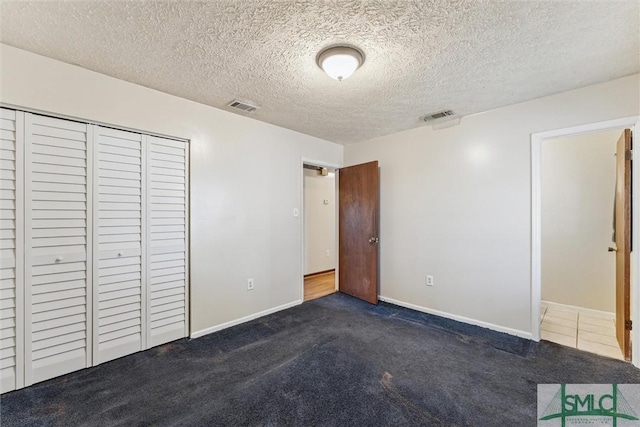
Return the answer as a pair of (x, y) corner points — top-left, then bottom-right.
(422, 110), (455, 122)
(227, 99), (258, 113)
(421, 109), (461, 130)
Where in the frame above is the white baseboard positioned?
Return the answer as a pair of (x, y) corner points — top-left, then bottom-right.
(541, 300), (615, 319)
(378, 295), (533, 340)
(190, 299), (303, 339)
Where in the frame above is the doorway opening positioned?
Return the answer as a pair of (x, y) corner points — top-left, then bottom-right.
(300, 159), (380, 305)
(540, 129), (625, 360)
(532, 117), (639, 366)
(302, 163), (338, 301)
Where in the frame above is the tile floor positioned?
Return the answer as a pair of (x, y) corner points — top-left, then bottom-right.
(540, 302), (624, 360)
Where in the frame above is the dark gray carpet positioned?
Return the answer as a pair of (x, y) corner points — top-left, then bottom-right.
(2, 293), (638, 426)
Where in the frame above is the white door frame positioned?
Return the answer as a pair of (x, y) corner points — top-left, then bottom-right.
(531, 116), (640, 367)
(300, 158), (341, 301)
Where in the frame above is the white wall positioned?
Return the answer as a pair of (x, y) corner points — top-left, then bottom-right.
(542, 130), (620, 312)
(344, 74), (640, 336)
(303, 169), (336, 275)
(0, 44), (343, 335)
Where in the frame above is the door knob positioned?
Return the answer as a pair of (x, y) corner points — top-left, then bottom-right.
(368, 237), (379, 244)
(55, 256), (63, 263)
(608, 247), (618, 252)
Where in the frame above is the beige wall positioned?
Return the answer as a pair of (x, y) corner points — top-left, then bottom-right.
(0, 44), (343, 335)
(344, 74), (640, 336)
(3, 43), (639, 340)
(303, 169), (336, 275)
(541, 130), (620, 312)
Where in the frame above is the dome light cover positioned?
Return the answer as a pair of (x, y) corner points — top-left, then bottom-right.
(317, 46), (364, 81)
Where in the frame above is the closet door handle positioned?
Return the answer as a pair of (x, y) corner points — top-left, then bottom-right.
(55, 256), (63, 263)
(117, 252), (123, 257)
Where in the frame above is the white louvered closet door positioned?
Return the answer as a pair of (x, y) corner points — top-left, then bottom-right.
(146, 136), (188, 348)
(24, 114), (92, 386)
(93, 127), (144, 364)
(0, 109), (23, 393)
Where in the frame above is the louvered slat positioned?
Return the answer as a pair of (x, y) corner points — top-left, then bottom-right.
(26, 113), (90, 386)
(0, 108), (22, 393)
(147, 136), (188, 347)
(94, 126), (143, 364)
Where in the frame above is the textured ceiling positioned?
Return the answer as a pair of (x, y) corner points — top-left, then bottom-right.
(1, 1), (638, 144)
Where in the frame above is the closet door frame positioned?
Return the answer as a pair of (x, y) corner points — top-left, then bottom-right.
(2, 105), (189, 388)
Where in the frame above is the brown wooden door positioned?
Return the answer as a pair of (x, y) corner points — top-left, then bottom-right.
(338, 161), (379, 304)
(614, 129), (632, 361)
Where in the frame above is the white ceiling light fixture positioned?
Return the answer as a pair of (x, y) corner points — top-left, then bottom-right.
(316, 45), (365, 81)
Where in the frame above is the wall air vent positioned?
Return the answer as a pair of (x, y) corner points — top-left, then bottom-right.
(227, 99), (258, 113)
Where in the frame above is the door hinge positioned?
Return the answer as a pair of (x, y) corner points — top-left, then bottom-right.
(626, 319), (632, 331)
(625, 150), (633, 161)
